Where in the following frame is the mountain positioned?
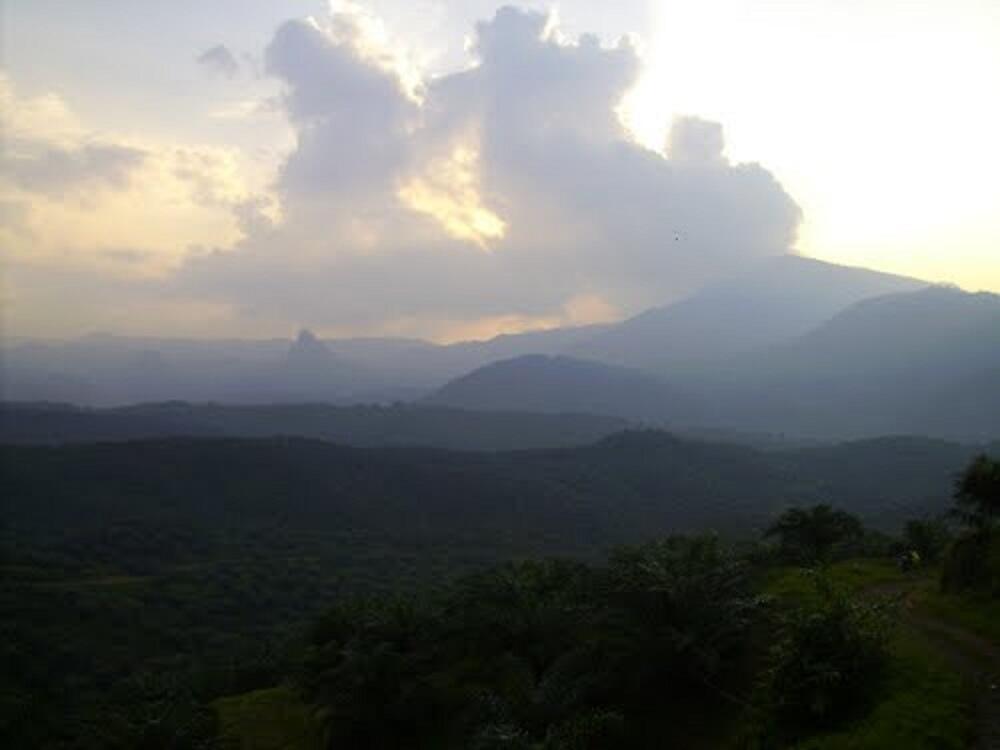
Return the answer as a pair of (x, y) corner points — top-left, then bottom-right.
(284, 329), (337, 374)
(0, 330), (404, 405)
(570, 255), (926, 372)
(688, 285), (1000, 440)
(1, 335), (294, 406)
(3, 259), (986, 434)
(738, 285), (1000, 379)
(0, 401), (630, 451)
(425, 284), (999, 441)
(0, 325), (613, 406)
(425, 354), (703, 424)
(270, 328), (367, 399)
(325, 324), (613, 388)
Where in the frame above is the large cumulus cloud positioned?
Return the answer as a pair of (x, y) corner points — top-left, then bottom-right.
(177, 4), (802, 337)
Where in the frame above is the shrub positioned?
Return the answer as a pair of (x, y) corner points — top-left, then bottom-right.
(299, 538), (763, 748)
(764, 505), (864, 564)
(543, 709), (626, 749)
(751, 572), (894, 745)
(941, 533), (1000, 595)
(952, 454), (1000, 531)
(902, 518), (951, 564)
(941, 454), (1000, 594)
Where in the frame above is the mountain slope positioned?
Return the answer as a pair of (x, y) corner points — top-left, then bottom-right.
(425, 354), (703, 423)
(327, 324), (613, 388)
(689, 286), (1000, 440)
(270, 329), (370, 399)
(424, 284), (999, 441)
(571, 255), (926, 372)
(741, 285), (1000, 379)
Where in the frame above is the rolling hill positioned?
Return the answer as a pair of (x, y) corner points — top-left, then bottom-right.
(425, 354), (703, 424)
(0, 401), (630, 451)
(3, 431), (980, 577)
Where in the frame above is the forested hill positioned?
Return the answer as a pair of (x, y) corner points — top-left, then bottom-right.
(2, 434), (782, 575)
(0, 431), (986, 747)
(0, 401), (629, 451)
(3, 432), (978, 578)
(425, 354), (701, 423)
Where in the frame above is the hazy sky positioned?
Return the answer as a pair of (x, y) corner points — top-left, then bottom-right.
(2, 0), (998, 341)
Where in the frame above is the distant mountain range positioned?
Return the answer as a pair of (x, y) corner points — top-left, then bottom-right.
(0, 321), (608, 405)
(430, 285), (1000, 441)
(3, 255), (997, 441)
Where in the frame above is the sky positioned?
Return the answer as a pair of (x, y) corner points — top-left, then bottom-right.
(2, 0), (998, 342)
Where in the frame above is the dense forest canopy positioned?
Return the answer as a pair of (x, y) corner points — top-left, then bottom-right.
(3, 432), (996, 747)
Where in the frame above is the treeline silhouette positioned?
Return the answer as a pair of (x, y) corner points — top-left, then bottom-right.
(0, 401), (628, 451)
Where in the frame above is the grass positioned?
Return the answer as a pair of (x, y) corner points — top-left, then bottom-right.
(763, 558), (907, 602)
(213, 686), (325, 750)
(762, 558), (972, 750)
(914, 585), (1000, 645)
(792, 628), (971, 750)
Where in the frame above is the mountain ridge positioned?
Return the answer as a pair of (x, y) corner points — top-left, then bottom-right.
(570, 254), (927, 371)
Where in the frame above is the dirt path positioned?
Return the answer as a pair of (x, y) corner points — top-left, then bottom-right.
(875, 582), (1000, 749)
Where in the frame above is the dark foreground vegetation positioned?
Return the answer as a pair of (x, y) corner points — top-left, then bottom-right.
(290, 535), (897, 749)
(2, 435), (997, 748)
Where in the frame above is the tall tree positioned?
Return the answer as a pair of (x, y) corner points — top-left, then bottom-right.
(952, 454), (1000, 531)
(764, 505), (863, 563)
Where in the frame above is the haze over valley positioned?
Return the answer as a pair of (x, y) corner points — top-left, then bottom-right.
(6, 255), (999, 442)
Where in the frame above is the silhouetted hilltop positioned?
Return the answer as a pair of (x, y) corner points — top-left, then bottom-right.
(426, 354), (702, 424)
(0, 401), (630, 451)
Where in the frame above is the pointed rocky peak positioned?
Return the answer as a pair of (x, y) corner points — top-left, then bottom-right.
(286, 328), (335, 371)
(296, 328), (319, 346)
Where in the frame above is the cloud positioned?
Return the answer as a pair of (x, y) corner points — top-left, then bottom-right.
(263, 13), (418, 198)
(3, 143), (146, 195)
(4, 6), (801, 340)
(668, 116), (726, 164)
(172, 5), (801, 338)
(2, 259), (237, 339)
(0, 74), (146, 196)
(0, 200), (31, 237)
(197, 44), (240, 78)
(0, 76), (263, 283)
